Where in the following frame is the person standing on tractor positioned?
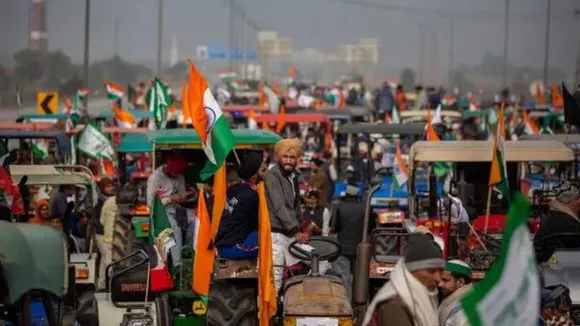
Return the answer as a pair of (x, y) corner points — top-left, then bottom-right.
(363, 232), (444, 326)
(534, 181), (580, 263)
(332, 183), (366, 300)
(214, 151), (267, 259)
(438, 260), (473, 326)
(94, 178), (115, 290)
(265, 138), (309, 295)
(146, 153), (196, 266)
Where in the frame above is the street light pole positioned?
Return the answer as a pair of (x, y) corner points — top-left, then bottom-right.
(83, 0), (90, 90)
(502, 0), (510, 88)
(448, 17), (455, 89)
(574, 10), (580, 88)
(228, 0), (234, 71)
(156, 0), (163, 76)
(543, 0), (552, 87)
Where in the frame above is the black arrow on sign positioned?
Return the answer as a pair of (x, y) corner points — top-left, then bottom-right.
(40, 94), (54, 114)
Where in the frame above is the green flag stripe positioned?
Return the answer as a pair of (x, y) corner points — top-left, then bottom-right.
(199, 116), (236, 180)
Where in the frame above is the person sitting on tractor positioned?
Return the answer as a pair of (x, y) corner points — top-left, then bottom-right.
(534, 180), (580, 263)
(214, 151), (266, 259)
(265, 138), (309, 295)
(307, 158), (328, 207)
(438, 259), (474, 326)
(363, 232), (444, 326)
(50, 184), (75, 231)
(29, 198), (61, 230)
(146, 153), (196, 266)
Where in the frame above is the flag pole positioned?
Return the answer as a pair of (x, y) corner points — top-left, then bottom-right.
(484, 186), (493, 234)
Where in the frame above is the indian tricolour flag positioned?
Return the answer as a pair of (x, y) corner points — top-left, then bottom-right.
(489, 105), (510, 200)
(31, 139), (50, 163)
(218, 71), (236, 82)
(113, 101), (136, 128)
(186, 59), (235, 180)
(77, 88), (89, 100)
(461, 193), (539, 326)
(105, 82), (125, 101)
(522, 109), (540, 135)
(393, 142), (408, 188)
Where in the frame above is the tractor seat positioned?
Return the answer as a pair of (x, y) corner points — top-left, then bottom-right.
(110, 264), (157, 303)
(214, 256), (258, 279)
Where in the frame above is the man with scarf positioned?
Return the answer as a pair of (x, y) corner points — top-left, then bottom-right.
(438, 260), (473, 326)
(534, 180), (580, 263)
(146, 153), (196, 266)
(539, 284), (573, 326)
(265, 138), (308, 295)
(363, 232), (444, 326)
(215, 151), (266, 259)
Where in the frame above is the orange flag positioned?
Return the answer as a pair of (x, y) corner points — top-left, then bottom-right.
(113, 101), (136, 128)
(187, 59), (208, 143)
(192, 188), (214, 296)
(426, 106), (440, 141)
(101, 158), (116, 177)
(258, 84), (267, 107)
(552, 83), (564, 107)
(289, 65), (297, 79)
(276, 102), (286, 134)
(211, 164), (227, 237)
(536, 83), (546, 105)
(257, 182), (277, 325)
(181, 82), (190, 128)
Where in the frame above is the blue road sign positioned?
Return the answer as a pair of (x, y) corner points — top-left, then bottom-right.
(209, 43), (227, 60)
(245, 49), (258, 60)
(231, 48), (244, 60)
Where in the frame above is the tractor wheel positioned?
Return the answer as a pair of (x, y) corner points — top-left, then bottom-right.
(207, 279), (258, 326)
(111, 213), (134, 263)
(155, 293), (172, 326)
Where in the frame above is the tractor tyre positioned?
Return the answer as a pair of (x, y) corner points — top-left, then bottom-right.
(155, 292), (172, 326)
(111, 214), (134, 264)
(207, 279), (258, 326)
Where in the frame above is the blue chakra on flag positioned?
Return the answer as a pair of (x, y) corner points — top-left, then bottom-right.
(204, 106), (216, 130)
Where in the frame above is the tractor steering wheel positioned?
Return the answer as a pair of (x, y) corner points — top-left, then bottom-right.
(288, 236), (341, 262)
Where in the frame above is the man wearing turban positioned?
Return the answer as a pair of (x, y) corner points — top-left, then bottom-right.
(265, 138), (308, 295)
(146, 153), (196, 266)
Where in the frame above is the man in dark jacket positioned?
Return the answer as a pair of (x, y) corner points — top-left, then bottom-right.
(332, 184), (365, 300)
(215, 151), (266, 259)
(265, 138), (309, 295)
(534, 181), (580, 263)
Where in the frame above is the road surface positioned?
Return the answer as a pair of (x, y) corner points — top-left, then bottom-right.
(0, 98), (113, 121)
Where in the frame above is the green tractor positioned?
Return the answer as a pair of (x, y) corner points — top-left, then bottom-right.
(107, 129), (281, 325)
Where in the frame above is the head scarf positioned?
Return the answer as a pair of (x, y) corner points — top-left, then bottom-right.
(554, 181), (580, 204)
(274, 138), (303, 157)
(165, 155), (188, 175)
(34, 198), (50, 220)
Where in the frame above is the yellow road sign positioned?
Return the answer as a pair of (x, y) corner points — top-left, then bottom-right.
(37, 92), (58, 114)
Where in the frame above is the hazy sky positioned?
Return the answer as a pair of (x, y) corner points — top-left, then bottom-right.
(1, 0), (579, 75)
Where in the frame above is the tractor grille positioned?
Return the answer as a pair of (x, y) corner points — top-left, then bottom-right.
(465, 251), (498, 271)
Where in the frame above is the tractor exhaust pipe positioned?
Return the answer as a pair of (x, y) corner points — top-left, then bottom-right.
(353, 184), (381, 305)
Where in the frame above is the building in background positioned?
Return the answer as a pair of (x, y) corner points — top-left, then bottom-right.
(29, 0), (48, 52)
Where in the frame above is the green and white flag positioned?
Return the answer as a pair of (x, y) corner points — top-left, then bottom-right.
(77, 122), (115, 161)
(461, 192), (539, 326)
(145, 78), (172, 129)
(31, 139), (50, 163)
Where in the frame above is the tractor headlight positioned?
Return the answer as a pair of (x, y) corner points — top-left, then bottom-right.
(378, 211), (404, 224)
